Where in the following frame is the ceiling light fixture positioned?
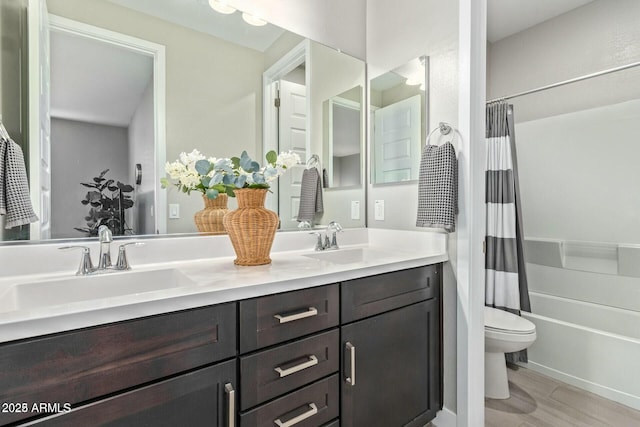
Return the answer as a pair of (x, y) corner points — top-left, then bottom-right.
(242, 12), (267, 26)
(405, 76), (421, 86)
(208, 0), (236, 14)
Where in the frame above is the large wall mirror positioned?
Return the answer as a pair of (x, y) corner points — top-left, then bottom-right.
(370, 55), (428, 184)
(0, 0), (366, 243)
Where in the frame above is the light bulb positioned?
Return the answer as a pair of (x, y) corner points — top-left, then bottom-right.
(242, 12), (267, 26)
(209, 0), (236, 14)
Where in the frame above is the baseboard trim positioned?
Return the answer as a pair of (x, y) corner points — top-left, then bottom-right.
(523, 361), (640, 411)
(431, 406), (456, 427)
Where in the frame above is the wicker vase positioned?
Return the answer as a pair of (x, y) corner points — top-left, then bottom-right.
(223, 188), (278, 266)
(194, 194), (229, 234)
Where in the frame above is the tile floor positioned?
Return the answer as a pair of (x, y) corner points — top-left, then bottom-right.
(485, 366), (640, 426)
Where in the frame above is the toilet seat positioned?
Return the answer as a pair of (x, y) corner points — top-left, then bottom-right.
(485, 306), (535, 335)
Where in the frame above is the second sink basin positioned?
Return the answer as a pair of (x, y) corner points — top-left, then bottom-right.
(0, 268), (195, 314)
(303, 247), (395, 264)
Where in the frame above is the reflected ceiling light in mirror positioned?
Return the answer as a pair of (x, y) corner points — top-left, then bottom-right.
(242, 12), (268, 26)
(208, 0), (236, 14)
(405, 76), (422, 86)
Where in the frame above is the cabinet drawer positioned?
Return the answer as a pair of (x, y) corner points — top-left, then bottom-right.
(321, 421), (339, 427)
(240, 284), (339, 353)
(241, 329), (339, 410)
(341, 265), (439, 323)
(23, 359), (237, 427)
(0, 303), (236, 426)
(240, 375), (339, 427)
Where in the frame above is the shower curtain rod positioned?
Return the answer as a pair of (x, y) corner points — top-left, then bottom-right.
(486, 60), (640, 103)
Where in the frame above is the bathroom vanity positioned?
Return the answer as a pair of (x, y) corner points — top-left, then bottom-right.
(0, 229), (446, 426)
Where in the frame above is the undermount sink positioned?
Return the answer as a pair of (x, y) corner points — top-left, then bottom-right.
(0, 268), (195, 314)
(302, 247), (392, 264)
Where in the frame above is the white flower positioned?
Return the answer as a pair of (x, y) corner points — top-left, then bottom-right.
(277, 151), (301, 169)
(165, 161), (187, 180)
(180, 170), (201, 188)
(179, 149), (205, 168)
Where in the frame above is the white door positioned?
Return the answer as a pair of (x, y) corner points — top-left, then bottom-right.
(373, 94), (421, 183)
(278, 79), (307, 230)
(28, 0), (51, 240)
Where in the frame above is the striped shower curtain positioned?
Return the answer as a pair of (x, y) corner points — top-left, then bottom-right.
(486, 101), (531, 363)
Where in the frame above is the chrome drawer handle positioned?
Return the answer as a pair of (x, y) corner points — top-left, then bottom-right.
(274, 307), (318, 324)
(224, 383), (235, 427)
(345, 342), (356, 386)
(274, 403), (318, 427)
(274, 355), (319, 378)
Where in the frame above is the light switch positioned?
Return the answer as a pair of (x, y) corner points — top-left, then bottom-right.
(374, 200), (385, 221)
(351, 201), (360, 220)
(169, 204), (180, 219)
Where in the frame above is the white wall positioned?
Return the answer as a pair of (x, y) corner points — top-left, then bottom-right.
(228, 0), (366, 60)
(128, 80), (155, 235)
(366, 0), (460, 416)
(50, 118), (129, 238)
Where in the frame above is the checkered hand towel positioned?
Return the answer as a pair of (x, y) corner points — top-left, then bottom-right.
(416, 142), (457, 232)
(0, 136), (39, 228)
(297, 168), (324, 222)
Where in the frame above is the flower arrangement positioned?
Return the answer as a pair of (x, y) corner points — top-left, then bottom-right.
(161, 149), (300, 199)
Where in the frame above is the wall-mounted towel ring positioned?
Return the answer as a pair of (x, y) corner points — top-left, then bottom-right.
(307, 154), (320, 169)
(426, 122), (455, 146)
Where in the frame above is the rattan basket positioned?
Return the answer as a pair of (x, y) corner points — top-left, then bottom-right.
(194, 193), (229, 234)
(223, 188), (278, 266)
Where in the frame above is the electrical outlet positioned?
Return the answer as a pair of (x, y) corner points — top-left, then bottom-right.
(169, 204), (180, 219)
(374, 200), (385, 221)
(351, 201), (360, 220)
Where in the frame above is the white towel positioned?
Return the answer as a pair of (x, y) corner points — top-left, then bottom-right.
(297, 168), (323, 222)
(416, 142), (457, 232)
(0, 136), (39, 228)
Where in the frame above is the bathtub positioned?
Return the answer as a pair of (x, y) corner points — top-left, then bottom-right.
(522, 263), (640, 410)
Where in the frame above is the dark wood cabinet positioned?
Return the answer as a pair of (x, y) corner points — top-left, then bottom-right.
(0, 302), (236, 426)
(24, 360), (238, 427)
(1, 263), (443, 427)
(340, 265), (442, 427)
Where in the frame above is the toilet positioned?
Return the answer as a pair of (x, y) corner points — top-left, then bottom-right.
(484, 306), (537, 399)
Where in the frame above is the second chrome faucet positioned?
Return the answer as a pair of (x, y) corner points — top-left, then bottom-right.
(310, 221), (343, 251)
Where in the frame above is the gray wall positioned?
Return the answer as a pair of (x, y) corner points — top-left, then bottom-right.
(51, 118), (130, 238)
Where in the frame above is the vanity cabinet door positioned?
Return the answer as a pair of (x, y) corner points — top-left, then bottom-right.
(0, 302), (236, 426)
(341, 299), (441, 427)
(25, 360), (238, 427)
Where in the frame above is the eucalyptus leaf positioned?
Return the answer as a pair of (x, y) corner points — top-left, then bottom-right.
(266, 150), (277, 164)
(206, 188), (219, 199)
(195, 159), (211, 175)
(236, 175), (247, 188)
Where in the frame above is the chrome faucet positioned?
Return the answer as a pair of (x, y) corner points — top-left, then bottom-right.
(59, 226), (144, 275)
(309, 221), (343, 251)
(98, 225), (113, 269)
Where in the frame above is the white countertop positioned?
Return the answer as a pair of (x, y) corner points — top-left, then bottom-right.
(0, 228), (448, 343)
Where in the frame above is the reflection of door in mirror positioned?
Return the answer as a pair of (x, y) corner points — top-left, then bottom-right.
(44, 17), (164, 239)
(370, 56), (428, 185)
(373, 95), (421, 183)
(278, 75), (307, 230)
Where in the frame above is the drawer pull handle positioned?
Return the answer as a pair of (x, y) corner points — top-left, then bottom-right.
(345, 342), (356, 386)
(224, 383), (235, 427)
(274, 355), (319, 378)
(274, 307), (318, 324)
(274, 403), (318, 427)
